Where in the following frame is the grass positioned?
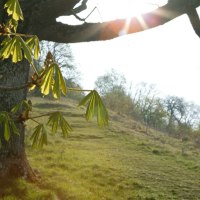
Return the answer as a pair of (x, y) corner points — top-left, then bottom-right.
(1, 97), (200, 199)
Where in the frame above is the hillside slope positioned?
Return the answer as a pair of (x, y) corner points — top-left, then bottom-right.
(1, 97), (200, 200)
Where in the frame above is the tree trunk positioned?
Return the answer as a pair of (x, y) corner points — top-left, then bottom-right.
(0, 0), (199, 181)
(0, 0), (37, 181)
(0, 60), (36, 180)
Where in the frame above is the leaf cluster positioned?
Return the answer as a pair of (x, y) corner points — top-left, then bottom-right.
(0, 112), (19, 142)
(4, 0), (23, 21)
(0, 35), (40, 63)
(0, 0), (40, 67)
(40, 62), (67, 99)
(79, 90), (109, 126)
(47, 112), (72, 137)
(30, 124), (48, 148)
(30, 112), (72, 147)
(0, 0), (109, 148)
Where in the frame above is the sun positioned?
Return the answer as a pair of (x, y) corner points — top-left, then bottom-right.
(91, 0), (168, 36)
(57, 0), (167, 25)
(94, 0), (162, 21)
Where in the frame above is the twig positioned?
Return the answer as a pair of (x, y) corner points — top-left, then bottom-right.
(29, 112), (56, 119)
(68, 87), (92, 92)
(71, 6), (99, 22)
(1, 32), (36, 38)
(30, 63), (39, 76)
(29, 118), (40, 125)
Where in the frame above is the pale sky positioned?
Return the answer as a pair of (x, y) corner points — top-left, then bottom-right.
(58, 1), (200, 105)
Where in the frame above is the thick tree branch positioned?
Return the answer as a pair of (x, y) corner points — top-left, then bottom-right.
(186, 8), (200, 37)
(21, 0), (200, 43)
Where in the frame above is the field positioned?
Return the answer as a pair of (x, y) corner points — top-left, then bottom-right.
(1, 97), (200, 200)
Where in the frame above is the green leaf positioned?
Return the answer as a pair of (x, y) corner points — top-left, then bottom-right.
(4, 120), (10, 141)
(47, 112), (59, 134)
(0, 36), (33, 64)
(7, 19), (18, 32)
(17, 36), (33, 63)
(60, 115), (72, 137)
(0, 112), (19, 141)
(30, 124), (48, 148)
(57, 66), (67, 96)
(12, 40), (22, 62)
(52, 66), (60, 99)
(40, 66), (54, 95)
(0, 36), (12, 46)
(4, 0), (24, 21)
(10, 120), (19, 135)
(0, 36), (16, 60)
(86, 91), (96, 120)
(40, 63), (67, 99)
(11, 100), (32, 114)
(52, 63), (67, 99)
(26, 36), (40, 60)
(47, 112), (72, 137)
(79, 90), (109, 126)
(30, 124), (41, 147)
(11, 102), (22, 114)
(38, 125), (48, 148)
(78, 91), (94, 107)
(96, 92), (109, 126)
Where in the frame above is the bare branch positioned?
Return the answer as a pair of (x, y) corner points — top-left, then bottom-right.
(71, 0), (88, 14)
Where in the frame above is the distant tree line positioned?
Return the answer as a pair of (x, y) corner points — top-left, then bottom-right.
(95, 69), (200, 138)
(31, 44), (200, 139)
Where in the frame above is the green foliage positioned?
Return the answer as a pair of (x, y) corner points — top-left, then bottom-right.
(104, 89), (134, 115)
(28, 111), (72, 147)
(94, 69), (135, 117)
(95, 69), (126, 96)
(79, 90), (109, 126)
(0, 112), (19, 141)
(0, 35), (40, 63)
(11, 100), (32, 114)
(47, 112), (72, 137)
(37, 41), (80, 84)
(26, 36), (40, 60)
(0, 0), (108, 151)
(1, 0), (40, 63)
(30, 124), (48, 148)
(6, 18), (18, 32)
(40, 63), (67, 99)
(4, 0), (24, 21)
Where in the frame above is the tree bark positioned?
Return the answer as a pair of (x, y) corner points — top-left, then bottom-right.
(0, 59), (36, 180)
(0, 2), (36, 181)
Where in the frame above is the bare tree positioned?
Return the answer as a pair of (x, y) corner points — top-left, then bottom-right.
(38, 41), (80, 85)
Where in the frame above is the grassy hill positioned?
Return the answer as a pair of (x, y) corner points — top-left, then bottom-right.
(1, 97), (200, 200)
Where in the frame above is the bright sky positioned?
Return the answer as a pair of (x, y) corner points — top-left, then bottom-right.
(58, 1), (200, 105)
